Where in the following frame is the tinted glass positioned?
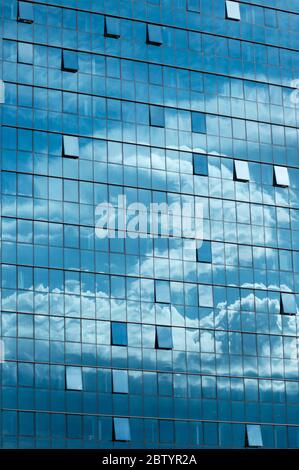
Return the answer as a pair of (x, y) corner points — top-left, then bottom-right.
(18, 1), (34, 23)
(197, 241), (212, 263)
(111, 322), (128, 346)
(156, 326), (173, 349)
(246, 425), (263, 447)
(155, 280), (171, 303)
(192, 112), (206, 133)
(63, 135), (79, 158)
(105, 17), (120, 38)
(114, 418), (131, 441)
(112, 370), (129, 393)
(18, 43), (33, 64)
(62, 50), (79, 72)
(234, 160), (250, 181)
(281, 293), (297, 315)
(147, 24), (163, 45)
(150, 106), (165, 127)
(194, 154), (208, 176)
(226, 1), (241, 20)
(66, 367), (83, 391)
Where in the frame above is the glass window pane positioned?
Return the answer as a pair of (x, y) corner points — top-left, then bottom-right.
(246, 425), (263, 447)
(111, 322), (128, 346)
(18, 43), (33, 64)
(18, 1), (34, 23)
(187, 0), (200, 13)
(113, 418), (131, 441)
(274, 166), (290, 187)
(226, 1), (241, 21)
(156, 326), (173, 349)
(150, 106), (165, 127)
(281, 293), (297, 315)
(193, 154), (208, 176)
(62, 50), (79, 72)
(198, 285), (213, 307)
(147, 24), (163, 45)
(105, 17), (120, 38)
(112, 370), (129, 393)
(63, 135), (79, 158)
(234, 160), (250, 182)
(66, 366), (83, 391)
(192, 112), (206, 133)
(197, 241), (212, 263)
(155, 280), (171, 303)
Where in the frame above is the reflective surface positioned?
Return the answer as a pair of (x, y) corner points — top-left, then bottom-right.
(1, 0), (299, 450)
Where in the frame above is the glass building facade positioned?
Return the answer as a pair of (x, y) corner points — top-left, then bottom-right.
(1, 0), (299, 449)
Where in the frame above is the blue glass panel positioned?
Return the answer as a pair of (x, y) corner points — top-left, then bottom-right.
(197, 241), (212, 263)
(62, 50), (79, 72)
(111, 322), (128, 346)
(193, 154), (208, 176)
(155, 280), (171, 303)
(192, 112), (206, 133)
(112, 369), (129, 393)
(18, 2), (34, 23)
(113, 418), (131, 441)
(147, 24), (163, 45)
(105, 17), (120, 38)
(150, 106), (165, 127)
(156, 326), (173, 349)
(18, 43), (33, 64)
(66, 367), (83, 391)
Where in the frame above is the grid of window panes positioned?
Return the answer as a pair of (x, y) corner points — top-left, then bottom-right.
(1, 0), (299, 449)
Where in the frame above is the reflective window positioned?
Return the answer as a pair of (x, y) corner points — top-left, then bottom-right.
(197, 241), (212, 263)
(156, 326), (173, 349)
(192, 112), (206, 133)
(234, 160), (250, 182)
(246, 425), (263, 447)
(63, 135), (80, 158)
(112, 370), (129, 394)
(105, 17), (120, 38)
(66, 367), (83, 391)
(281, 293), (297, 315)
(18, 1), (34, 23)
(193, 154), (208, 176)
(155, 280), (171, 303)
(226, 1), (241, 21)
(62, 50), (79, 72)
(147, 24), (163, 45)
(113, 418), (131, 441)
(111, 322), (128, 346)
(274, 166), (290, 187)
(150, 106), (165, 127)
(198, 285), (213, 307)
(18, 43), (33, 64)
(187, 0), (200, 12)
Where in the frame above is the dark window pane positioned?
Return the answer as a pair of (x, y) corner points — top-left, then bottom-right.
(193, 154), (208, 176)
(18, 1), (34, 23)
(191, 112), (206, 133)
(150, 106), (165, 127)
(66, 367), (83, 391)
(155, 280), (171, 303)
(105, 17), (120, 38)
(147, 24), (163, 45)
(62, 50), (79, 72)
(197, 240), (212, 263)
(18, 43), (33, 64)
(63, 135), (79, 158)
(156, 326), (173, 349)
(112, 370), (129, 393)
(111, 322), (128, 346)
(113, 418), (131, 441)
